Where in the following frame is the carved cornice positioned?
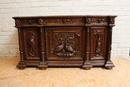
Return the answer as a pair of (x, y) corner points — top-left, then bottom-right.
(13, 16), (116, 27)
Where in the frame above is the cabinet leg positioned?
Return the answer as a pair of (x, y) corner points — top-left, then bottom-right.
(105, 60), (115, 70)
(38, 61), (47, 70)
(82, 61), (92, 70)
(17, 61), (26, 70)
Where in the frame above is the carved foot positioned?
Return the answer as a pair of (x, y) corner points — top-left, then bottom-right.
(17, 61), (26, 70)
(38, 62), (47, 70)
(105, 60), (115, 70)
(82, 61), (92, 70)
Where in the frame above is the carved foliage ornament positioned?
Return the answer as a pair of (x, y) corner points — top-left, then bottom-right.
(38, 19), (43, 25)
(86, 18), (107, 24)
(44, 18), (83, 24)
(15, 18), (84, 25)
(23, 19), (43, 25)
(24, 19), (37, 25)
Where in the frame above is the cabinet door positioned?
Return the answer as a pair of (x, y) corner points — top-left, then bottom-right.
(90, 27), (107, 60)
(22, 28), (40, 60)
(45, 27), (85, 60)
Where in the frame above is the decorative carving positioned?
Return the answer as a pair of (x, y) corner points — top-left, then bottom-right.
(38, 19), (43, 25)
(86, 18), (107, 24)
(110, 18), (115, 24)
(49, 32), (80, 57)
(86, 18), (91, 24)
(95, 30), (102, 57)
(24, 19), (37, 25)
(28, 32), (37, 56)
(44, 18), (83, 24)
(15, 19), (20, 26)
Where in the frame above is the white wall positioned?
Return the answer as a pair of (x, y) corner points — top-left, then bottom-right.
(0, 0), (130, 58)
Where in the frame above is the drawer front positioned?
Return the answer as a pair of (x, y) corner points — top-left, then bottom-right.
(14, 18), (85, 26)
(90, 27), (107, 60)
(23, 28), (40, 60)
(44, 18), (85, 26)
(86, 17), (108, 26)
(45, 27), (85, 60)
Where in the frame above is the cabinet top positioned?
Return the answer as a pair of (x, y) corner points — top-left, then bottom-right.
(13, 15), (117, 27)
(13, 15), (117, 19)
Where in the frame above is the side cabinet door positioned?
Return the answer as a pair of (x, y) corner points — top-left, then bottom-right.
(90, 27), (107, 60)
(22, 28), (40, 60)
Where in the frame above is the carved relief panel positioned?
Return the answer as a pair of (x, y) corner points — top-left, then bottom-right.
(45, 27), (84, 60)
(23, 28), (40, 60)
(90, 27), (107, 60)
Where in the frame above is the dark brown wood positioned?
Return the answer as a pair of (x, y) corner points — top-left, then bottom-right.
(13, 15), (117, 70)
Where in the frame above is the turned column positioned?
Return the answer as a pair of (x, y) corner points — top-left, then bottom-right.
(17, 28), (26, 69)
(38, 27), (48, 69)
(82, 17), (92, 69)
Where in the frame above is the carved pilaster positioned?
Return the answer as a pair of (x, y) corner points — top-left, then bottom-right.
(82, 27), (92, 69)
(38, 27), (47, 69)
(17, 28), (26, 69)
(105, 16), (116, 69)
(105, 27), (115, 69)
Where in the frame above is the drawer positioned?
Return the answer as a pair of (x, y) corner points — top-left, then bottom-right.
(86, 17), (108, 26)
(44, 18), (85, 26)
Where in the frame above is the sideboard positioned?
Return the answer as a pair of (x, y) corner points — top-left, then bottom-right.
(13, 15), (117, 70)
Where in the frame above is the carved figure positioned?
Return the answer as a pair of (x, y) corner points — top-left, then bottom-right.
(95, 31), (102, 56)
(28, 32), (37, 56)
(54, 40), (64, 53)
(65, 43), (75, 53)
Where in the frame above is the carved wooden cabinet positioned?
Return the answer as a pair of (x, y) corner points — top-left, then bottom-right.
(13, 15), (117, 70)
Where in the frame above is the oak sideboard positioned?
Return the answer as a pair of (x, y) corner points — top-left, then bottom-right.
(13, 15), (117, 70)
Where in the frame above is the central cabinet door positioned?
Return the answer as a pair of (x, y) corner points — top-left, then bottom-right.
(45, 27), (85, 61)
